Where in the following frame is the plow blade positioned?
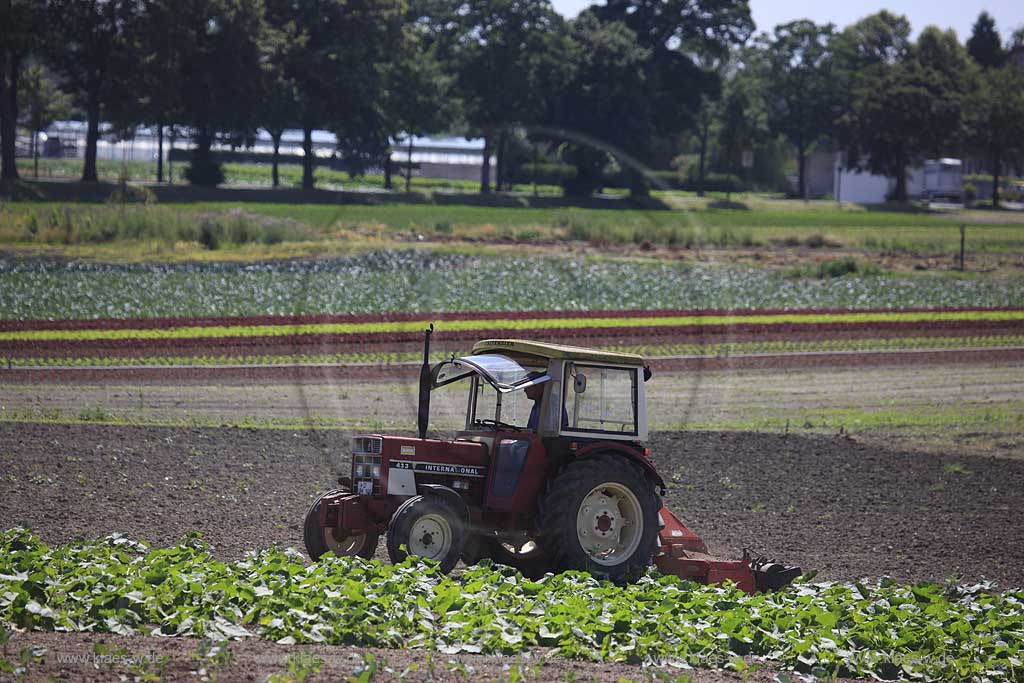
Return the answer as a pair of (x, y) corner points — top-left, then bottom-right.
(654, 506), (801, 594)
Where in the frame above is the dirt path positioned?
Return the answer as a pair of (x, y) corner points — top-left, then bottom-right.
(4, 360), (1021, 457)
(3, 630), (831, 683)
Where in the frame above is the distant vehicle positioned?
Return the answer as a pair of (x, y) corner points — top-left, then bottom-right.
(922, 158), (963, 202)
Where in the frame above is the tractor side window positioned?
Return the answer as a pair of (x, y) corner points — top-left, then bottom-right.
(472, 382), (531, 427)
(564, 365), (637, 435)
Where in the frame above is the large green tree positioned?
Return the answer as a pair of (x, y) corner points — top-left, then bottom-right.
(845, 27), (975, 201)
(830, 10), (911, 101)
(174, 0), (264, 187)
(966, 66), (1024, 206)
(257, 18), (299, 189)
(966, 11), (1005, 69)
(449, 0), (573, 193)
(594, 0), (752, 60)
(830, 11), (911, 193)
(556, 14), (657, 196)
(18, 63), (70, 178)
(586, 0), (752, 196)
(761, 20), (835, 199)
(264, 0), (405, 191)
(713, 50), (771, 180)
(132, 0), (190, 183)
(47, 0), (141, 183)
(0, 0), (49, 181)
(381, 21), (458, 191)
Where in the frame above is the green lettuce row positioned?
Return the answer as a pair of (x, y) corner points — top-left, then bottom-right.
(4, 310), (1024, 343)
(1, 529), (1022, 680)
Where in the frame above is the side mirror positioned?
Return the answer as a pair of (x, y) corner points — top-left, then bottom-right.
(573, 373), (587, 393)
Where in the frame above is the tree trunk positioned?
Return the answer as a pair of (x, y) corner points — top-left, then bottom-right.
(479, 131), (491, 194)
(193, 127), (213, 168)
(893, 165), (907, 202)
(383, 152), (392, 190)
(991, 154), (1000, 208)
(532, 141), (539, 197)
(629, 168), (649, 197)
(82, 87), (100, 182)
(167, 129), (174, 184)
(0, 54), (20, 181)
(271, 131), (281, 188)
(495, 129), (507, 192)
(156, 123), (164, 183)
(796, 142), (806, 200)
(301, 126), (314, 190)
(32, 130), (38, 178)
(697, 120), (709, 198)
(405, 136), (413, 193)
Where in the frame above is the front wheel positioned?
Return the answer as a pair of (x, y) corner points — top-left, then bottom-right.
(304, 490), (379, 561)
(538, 453), (659, 583)
(386, 495), (466, 573)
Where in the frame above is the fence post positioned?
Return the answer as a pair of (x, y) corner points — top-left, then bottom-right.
(959, 224), (966, 271)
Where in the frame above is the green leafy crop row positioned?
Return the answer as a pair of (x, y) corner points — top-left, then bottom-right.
(2, 252), (1024, 320)
(1, 529), (1022, 681)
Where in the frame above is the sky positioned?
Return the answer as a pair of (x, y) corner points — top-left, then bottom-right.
(548, 0), (1024, 41)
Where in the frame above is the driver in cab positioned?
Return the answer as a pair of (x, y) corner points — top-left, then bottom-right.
(525, 383), (544, 430)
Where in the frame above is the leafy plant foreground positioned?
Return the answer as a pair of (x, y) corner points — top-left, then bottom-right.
(1, 529), (1022, 681)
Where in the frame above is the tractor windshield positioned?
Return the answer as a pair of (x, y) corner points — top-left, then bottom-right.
(432, 354), (548, 393)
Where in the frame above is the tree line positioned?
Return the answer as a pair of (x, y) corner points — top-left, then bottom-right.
(1, 1), (1023, 202)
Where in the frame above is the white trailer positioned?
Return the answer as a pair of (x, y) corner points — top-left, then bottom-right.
(922, 158), (963, 202)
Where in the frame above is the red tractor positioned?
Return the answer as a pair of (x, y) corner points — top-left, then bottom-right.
(304, 329), (799, 591)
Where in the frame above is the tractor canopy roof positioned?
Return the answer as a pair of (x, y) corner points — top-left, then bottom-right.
(471, 339), (645, 367)
(432, 353), (549, 393)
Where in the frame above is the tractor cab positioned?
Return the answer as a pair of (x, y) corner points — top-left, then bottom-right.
(433, 339), (649, 441)
(425, 341), (655, 526)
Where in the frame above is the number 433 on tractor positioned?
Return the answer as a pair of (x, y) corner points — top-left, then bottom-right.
(305, 327), (800, 592)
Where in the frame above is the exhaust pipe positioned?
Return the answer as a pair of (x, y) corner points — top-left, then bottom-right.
(417, 324), (434, 439)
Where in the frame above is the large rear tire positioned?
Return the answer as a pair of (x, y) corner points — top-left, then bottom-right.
(387, 495), (465, 573)
(304, 490), (379, 561)
(538, 453), (659, 583)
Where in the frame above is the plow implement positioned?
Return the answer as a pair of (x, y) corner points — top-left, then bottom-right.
(655, 506), (801, 593)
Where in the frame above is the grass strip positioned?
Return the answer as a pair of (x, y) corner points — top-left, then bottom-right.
(4, 310), (1024, 342)
(668, 400), (1024, 433)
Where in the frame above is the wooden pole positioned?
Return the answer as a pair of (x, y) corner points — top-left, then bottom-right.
(959, 224), (966, 271)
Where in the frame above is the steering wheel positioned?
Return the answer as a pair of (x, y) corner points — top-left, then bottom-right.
(476, 419), (524, 432)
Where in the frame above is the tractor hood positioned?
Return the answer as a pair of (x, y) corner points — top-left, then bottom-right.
(431, 354), (549, 393)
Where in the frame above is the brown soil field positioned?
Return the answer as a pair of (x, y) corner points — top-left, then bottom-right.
(2, 422), (1021, 585)
(6, 420), (1019, 682)
(4, 629), (849, 683)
